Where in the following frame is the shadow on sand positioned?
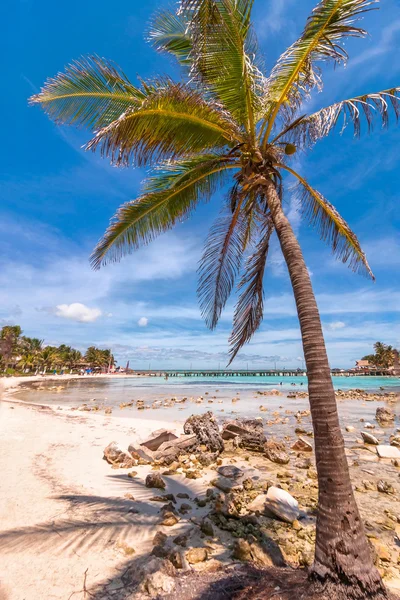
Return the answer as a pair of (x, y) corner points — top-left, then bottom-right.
(0, 473), (287, 599)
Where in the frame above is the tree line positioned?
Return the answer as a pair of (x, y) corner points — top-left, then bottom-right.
(0, 325), (115, 374)
(362, 341), (399, 369)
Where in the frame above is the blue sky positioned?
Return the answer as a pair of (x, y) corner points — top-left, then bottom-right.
(2, 0), (400, 369)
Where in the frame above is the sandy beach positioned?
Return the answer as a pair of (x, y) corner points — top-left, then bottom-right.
(1, 378), (400, 599)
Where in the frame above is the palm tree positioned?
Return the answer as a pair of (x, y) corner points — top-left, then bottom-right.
(39, 346), (61, 372)
(29, 1), (399, 596)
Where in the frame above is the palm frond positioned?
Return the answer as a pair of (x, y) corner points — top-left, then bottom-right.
(86, 81), (242, 166)
(277, 164), (374, 279)
(181, 0), (263, 135)
(288, 87), (400, 147)
(148, 9), (193, 65)
(91, 154), (238, 269)
(228, 215), (274, 364)
(29, 55), (146, 130)
(197, 189), (250, 329)
(262, 0), (378, 140)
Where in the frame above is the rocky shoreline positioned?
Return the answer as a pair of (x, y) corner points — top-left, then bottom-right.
(100, 405), (400, 599)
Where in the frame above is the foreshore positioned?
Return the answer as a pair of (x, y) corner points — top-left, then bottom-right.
(0, 380), (399, 599)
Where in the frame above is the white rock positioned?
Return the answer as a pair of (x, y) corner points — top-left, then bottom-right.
(265, 486), (299, 523)
(376, 445), (400, 459)
(361, 431), (379, 445)
(346, 426), (356, 433)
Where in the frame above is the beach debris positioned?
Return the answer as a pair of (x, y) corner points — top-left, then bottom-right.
(145, 473), (166, 490)
(361, 431), (380, 445)
(183, 411), (224, 454)
(186, 547), (208, 564)
(376, 445), (400, 459)
(291, 437), (313, 452)
(104, 407), (112, 415)
(222, 418), (266, 452)
(217, 465), (243, 479)
(375, 407), (395, 424)
(103, 442), (135, 468)
(264, 439), (290, 465)
(140, 429), (178, 451)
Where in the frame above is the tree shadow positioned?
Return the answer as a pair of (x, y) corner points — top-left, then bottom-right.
(0, 472), (287, 599)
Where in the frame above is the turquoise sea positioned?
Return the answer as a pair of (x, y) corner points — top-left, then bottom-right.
(8, 374), (400, 424)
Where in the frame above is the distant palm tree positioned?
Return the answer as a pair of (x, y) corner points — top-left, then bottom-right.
(30, 1), (399, 596)
(39, 346), (61, 372)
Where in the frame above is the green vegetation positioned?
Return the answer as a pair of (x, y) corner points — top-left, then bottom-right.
(30, 0), (399, 596)
(0, 325), (114, 374)
(362, 342), (399, 369)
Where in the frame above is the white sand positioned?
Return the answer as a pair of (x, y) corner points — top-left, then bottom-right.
(0, 398), (213, 600)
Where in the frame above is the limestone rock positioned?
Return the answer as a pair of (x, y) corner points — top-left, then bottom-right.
(183, 412), (224, 453)
(128, 444), (155, 463)
(186, 547), (208, 564)
(265, 486), (299, 523)
(377, 480), (395, 495)
(140, 429), (178, 451)
(200, 518), (214, 537)
(361, 431), (379, 445)
(222, 418), (266, 452)
(232, 539), (252, 561)
(123, 557), (175, 597)
(291, 437), (313, 452)
(390, 436), (400, 448)
(145, 473), (166, 490)
(103, 442), (135, 467)
(217, 465), (243, 479)
(162, 513), (179, 526)
(377, 445), (400, 459)
(211, 476), (243, 494)
(375, 407), (395, 424)
(247, 494), (267, 514)
(264, 440), (290, 465)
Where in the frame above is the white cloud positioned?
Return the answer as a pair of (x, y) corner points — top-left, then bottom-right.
(327, 321), (346, 331)
(138, 317), (148, 327)
(55, 303), (102, 323)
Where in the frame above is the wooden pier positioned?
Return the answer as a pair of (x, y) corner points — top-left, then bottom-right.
(132, 368), (396, 377)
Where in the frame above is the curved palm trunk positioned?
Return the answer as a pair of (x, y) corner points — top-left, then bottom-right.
(266, 181), (386, 599)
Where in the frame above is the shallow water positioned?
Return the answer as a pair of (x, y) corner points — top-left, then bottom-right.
(8, 374), (400, 430)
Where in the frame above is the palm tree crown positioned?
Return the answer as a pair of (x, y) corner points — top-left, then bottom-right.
(30, 0), (399, 364)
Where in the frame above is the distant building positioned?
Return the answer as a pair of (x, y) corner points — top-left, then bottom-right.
(355, 360), (371, 369)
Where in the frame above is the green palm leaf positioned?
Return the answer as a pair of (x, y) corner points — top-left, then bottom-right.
(288, 87), (400, 146)
(279, 165), (374, 279)
(148, 9), (193, 65)
(86, 82), (242, 166)
(91, 154), (238, 269)
(262, 0), (377, 140)
(182, 0), (262, 135)
(198, 190), (249, 330)
(29, 55), (146, 130)
(228, 215), (274, 364)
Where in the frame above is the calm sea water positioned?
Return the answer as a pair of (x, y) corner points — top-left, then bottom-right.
(8, 374), (400, 426)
